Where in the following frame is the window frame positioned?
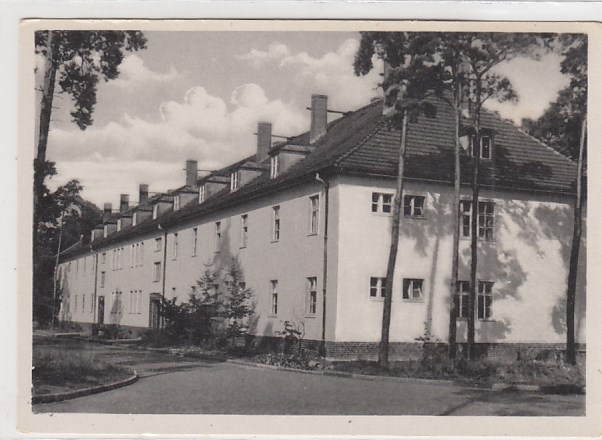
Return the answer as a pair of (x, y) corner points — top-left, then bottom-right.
(230, 170), (240, 191)
(154, 237), (162, 252)
(132, 212), (137, 226)
(460, 199), (496, 241)
(199, 184), (206, 203)
(371, 192), (394, 215)
(478, 281), (494, 320)
(308, 195), (320, 235)
(153, 262), (162, 283)
(307, 277), (317, 316)
(454, 281), (470, 319)
(152, 204), (159, 220)
(270, 155), (279, 179)
(172, 232), (178, 260)
(403, 194), (426, 218)
(369, 277), (387, 300)
(402, 278), (424, 302)
(192, 228), (198, 256)
(269, 280), (278, 316)
(174, 195), (180, 211)
(272, 206), (280, 242)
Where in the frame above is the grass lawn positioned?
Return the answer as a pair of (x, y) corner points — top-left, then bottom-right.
(32, 337), (132, 396)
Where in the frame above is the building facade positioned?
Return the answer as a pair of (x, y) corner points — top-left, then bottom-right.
(56, 93), (586, 360)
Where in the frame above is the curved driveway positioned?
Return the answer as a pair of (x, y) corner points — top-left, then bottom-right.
(34, 344), (584, 415)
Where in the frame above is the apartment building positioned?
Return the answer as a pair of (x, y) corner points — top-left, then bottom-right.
(56, 93), (586, 360)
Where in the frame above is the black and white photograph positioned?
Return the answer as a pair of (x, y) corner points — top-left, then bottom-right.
(17, 18), (600, 436)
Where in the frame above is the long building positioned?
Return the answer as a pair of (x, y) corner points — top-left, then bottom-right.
(56, 93), (586, 360)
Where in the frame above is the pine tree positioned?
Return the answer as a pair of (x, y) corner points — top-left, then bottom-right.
(223, 264), (253, 347)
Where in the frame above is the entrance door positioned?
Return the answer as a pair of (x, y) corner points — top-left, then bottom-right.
(97, 296), (105, 324)
(149, 299), (161, 329)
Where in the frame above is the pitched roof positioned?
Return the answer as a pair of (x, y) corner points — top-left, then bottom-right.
(61, 97), (577, 260)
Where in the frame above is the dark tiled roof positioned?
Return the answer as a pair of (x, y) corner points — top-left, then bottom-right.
(61, 97), (576, 260)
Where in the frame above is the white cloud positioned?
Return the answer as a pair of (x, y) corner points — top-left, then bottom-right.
(239, 39), (383, 111)
(111, 54), (182, 89)
(47, 84), (307, 206)
(236, 42), (291, 68)
(484, 53), (569, 124)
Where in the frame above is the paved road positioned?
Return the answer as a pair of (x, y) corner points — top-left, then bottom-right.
(33, 343), (584, 416)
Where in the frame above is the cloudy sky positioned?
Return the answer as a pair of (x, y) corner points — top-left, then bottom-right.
(39, 31), (569, 208)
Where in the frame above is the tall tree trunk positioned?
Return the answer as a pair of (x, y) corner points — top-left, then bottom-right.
(467, 111), (482, 361)
(378, 109), (408, 368)
(566, 117), (586, 366)
(34, 30), (57, 220)
(448, 92), (462, 360)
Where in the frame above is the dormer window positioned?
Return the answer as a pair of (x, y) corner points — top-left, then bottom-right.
(469, 135), (492, 159)
(199, 185), (206, 203)
(132, 212), (137, 226)
(103, 225), (108, 238)
(117, 219), (122, 232)
(174, 195), (180, 211)
(230, 171), (240, 191)
(152, 204), (159, 220)
(91, 230), (95, 242)
(270, 155), (279, 179)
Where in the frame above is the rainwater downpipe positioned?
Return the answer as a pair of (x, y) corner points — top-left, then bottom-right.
(316, 173), (329, 358)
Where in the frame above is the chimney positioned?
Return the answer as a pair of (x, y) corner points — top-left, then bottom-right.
(310, 94), (328, 144)
(186, 160), (198, 187)
(139, 184), (149, 206)
(103, 203), (112, 223)
(119, 194), (129, 213)
(256, 122), (272, 163)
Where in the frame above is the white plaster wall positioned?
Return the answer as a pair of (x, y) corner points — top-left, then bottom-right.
(334, 175), (586, 345)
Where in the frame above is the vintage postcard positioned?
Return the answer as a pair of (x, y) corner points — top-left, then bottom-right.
(17, 19), (602, 436)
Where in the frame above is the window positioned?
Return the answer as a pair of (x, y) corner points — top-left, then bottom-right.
(230, 171), (240, 191)
(172, 233), (178, 260)
(131, 244), (135, 268)
(117, 219), (122, 232)
(100, 271), (106, 288)
(174, 195), (180, 211)
(192, 228), (198, 256)
(155, 237), (162, 252)
(454, 281), (470, 319)
(307, 277), (317, 315)
(153, 262), (161, 282)
(82, 293), (86, 312)
(272, 206), (280, 241)
(270, 280), (278, 315)
(103, 225), (108, 238)
(309, 195), (319, 235)
(478, 281), (494, 319)
(215, 222), (221, 252)
(199, 184), (206, 203)
(402, 278), (423, 301)
(101, 252), (106, 264)
(152, 204), (159, 220)
(270, 155), (279, 179)
(369, 277), (387, 299)
(460, 200), (495, 240)
(132, 212), (137, 226)
(140, 242), (144, 266)
(371, 193), (393, 214)
(403, 195), (425, 217)
(240, 215), (248, 248)
(74, 294), (78, 312)
(471, 135), (492, 159)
